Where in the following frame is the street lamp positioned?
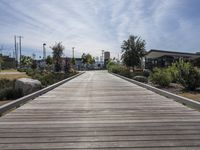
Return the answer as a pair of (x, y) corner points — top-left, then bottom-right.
(43, 43), (46, 60)
(72, 47), (75, 65)
(43, 43), (46, 69)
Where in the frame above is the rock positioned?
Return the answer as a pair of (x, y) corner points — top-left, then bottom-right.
(15, 78), (42, 96)
(133, 76), (148, 83)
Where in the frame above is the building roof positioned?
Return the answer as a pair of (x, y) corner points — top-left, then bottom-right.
(145, 49), (200, 59)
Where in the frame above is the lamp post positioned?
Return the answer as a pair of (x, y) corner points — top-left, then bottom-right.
(102, 50), (104, 68)
(43, 43), (46, 60)
(43, 43), (46, 69)
(72, 47), (75, 65)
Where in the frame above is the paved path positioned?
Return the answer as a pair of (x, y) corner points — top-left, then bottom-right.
(0, 71), (200, 149)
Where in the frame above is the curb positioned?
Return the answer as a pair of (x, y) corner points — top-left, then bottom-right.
(111, 72), (200, 110)
(0, 72), (85, 116)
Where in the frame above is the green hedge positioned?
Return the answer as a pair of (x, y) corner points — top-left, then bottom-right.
(107, 64), (131, 78)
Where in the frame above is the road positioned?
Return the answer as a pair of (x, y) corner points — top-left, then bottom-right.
(0, 71), (200, 149)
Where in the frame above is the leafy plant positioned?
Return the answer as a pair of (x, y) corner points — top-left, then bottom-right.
(0, 79), (22, 100)
(175, 60), (200, 90)
(150, 68), (172, 87)
(121, 35), (146, 68)
(167, 63), (178, 83)
(133, 76), (148, 83)
(20, 55), (33, 68)
(51, 42), (64, 72)
(108, 64), (131, 78)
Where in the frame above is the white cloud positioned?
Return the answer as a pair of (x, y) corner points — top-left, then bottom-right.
(0, 0), (200, 59)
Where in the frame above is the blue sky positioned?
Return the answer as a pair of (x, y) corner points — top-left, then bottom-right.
(0, 0), (200, 58)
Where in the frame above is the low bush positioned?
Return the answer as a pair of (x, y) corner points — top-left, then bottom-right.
(29, 70), (77, 87)
(175, 60), (200, 90)
(0, 79), (22, 100)
(131, 70), (143, 77)
(150, 68), (172, 87)
(0, 79), (14, 89)
(108, 64), (131, 78)
(167, 63), (178, 83)
(133, 76), (148, 83)
(0, 88), (22, 100)
(143, 69), (150, 77)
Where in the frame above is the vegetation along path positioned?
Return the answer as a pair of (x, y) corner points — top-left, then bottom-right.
(0, 71), (200, 149)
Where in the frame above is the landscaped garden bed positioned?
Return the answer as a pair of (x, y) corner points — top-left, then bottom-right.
(107, 60), (200, 103)
(0, 69), (77, 105)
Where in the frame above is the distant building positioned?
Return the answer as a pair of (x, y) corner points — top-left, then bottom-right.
(145, 49), (200, 69)
(104, 51), (110, 62)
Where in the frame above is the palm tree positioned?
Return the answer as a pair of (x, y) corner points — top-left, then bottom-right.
(121, 35), (146, 69)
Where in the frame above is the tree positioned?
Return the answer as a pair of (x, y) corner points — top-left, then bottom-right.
(31, 60), (37, 70)
(20, 55), (33, 68)
(121, 35), (146, 69)
(81, 53), (94, 69)
(46, 55), (53, 66)
(64, 57), (72, 73)
(71, 58), (76, 66)
(51, 42), (64, 72)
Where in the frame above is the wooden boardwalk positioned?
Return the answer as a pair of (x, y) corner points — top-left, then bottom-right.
(0, 71), (200, 149)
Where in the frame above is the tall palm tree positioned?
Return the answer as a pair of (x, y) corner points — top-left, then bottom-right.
(121, 35), (146, 69)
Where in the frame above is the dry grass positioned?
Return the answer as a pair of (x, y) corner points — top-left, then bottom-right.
(0, 100), (10, 106)
(0, 69), (18, 72)
(0, 73), (30, 80)
(179, 92), (200, 102)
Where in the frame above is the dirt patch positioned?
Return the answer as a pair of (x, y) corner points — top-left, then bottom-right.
(148, 82), (200, 102)
(0, 100), (10, 106)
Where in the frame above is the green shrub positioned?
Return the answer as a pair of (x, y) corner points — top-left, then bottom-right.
(143, 69), (150, 77)
(17, 68), (27, 72)
(133, 76), (148, 83)
(106, 59), (115, 69)
(0, 79), (14, 89)
(175, 60), (200, 90)
(167, 63), (179, 83)
(150, 68), (172, 87)
(179, 67), (200, 90)
(0, 79), (22, 100)
(108, 64), (131, 78)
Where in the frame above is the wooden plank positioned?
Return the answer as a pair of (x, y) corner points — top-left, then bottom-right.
(0, 71), (200, 149)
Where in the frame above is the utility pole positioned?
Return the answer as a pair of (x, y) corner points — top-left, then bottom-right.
(14, 36), (17, 61)
(14, 35), (18, 68)
(17, 36), (23, 67)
